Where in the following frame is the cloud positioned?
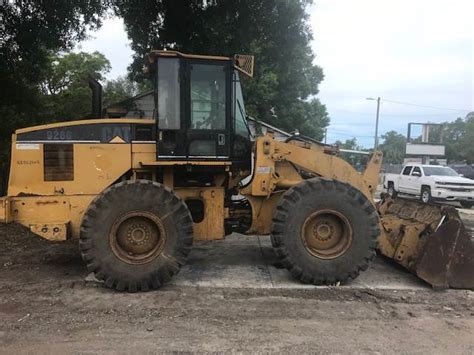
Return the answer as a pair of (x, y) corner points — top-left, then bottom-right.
(308, 0), (473, 146)
(75, 17), (134, 80)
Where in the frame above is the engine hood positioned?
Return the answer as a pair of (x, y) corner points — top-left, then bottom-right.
(432, 176), (474, 184)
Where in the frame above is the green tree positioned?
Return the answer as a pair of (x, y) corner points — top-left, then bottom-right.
(459, 115), (474, 164)
(40, 52), (111, 120)
(0, 0), (108, 191)
(379, 131), (406, 164)
(334, 138), (369, 167)
(113, 0), (329, 139)
(334, 138), (359, 150)
(442, 117), (467, 163)
(103, 76), (152, 107)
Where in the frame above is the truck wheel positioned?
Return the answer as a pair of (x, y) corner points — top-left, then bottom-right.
(387, 182), (397, 198)
(271, 178), (380, 285)
(460, 201), (474, 209)
(420, 186), (432, 203)
(79, 180), (193, 292)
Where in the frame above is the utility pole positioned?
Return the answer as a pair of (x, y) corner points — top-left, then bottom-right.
(324, 128), (327, 144)
(366, 97), (381, 150)
(375, 97), (380, 149)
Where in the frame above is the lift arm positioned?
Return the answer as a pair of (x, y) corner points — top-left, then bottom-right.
(241, 135), (382, 202)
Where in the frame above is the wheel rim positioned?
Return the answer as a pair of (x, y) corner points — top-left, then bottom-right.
(422, 191), (430, 203)
(388, 186), (394, 196)
(301, 209), (353, 259)
(109, 211), (166, 264)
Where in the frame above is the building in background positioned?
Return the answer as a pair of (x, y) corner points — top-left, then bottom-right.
(405, 122), (447, 165)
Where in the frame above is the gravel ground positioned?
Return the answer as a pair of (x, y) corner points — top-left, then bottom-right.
(0, 223), (473, 353)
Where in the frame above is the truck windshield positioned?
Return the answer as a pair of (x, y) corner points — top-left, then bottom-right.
(423, 167), (459, 176)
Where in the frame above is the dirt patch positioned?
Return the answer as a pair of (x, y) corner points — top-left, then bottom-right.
(0, 224), (473, 353)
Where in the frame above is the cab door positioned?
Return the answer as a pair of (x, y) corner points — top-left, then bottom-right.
(185, 61), (231, 159)
(398, 165), (413, 193)
(410, 166), (423, 194)
(156, 57), (187, 159)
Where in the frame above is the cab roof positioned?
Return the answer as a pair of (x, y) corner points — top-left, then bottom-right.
(147, 50), (254, 78)
(147, 50), (231, 62)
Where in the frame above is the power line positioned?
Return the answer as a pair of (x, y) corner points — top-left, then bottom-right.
(328, 128), (372, 134)
(330, 109), (461, 117)
(326, 130), (374, 138)
(380, 99), (472, 112)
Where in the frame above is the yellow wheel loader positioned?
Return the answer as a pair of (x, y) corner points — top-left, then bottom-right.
(0, 50), (473, 291)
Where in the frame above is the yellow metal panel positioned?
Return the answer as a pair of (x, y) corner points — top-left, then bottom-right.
(8, 137), (44, 196)
(246, 193), (283, 235)
(242, 135), (380, 202)
(6, 195), (97, 240)
(8, 141), (132, 196)
(9, 196), (71, 225)
(30, 223), (68, 241)
(240, 137), (276, 197)
(193, 188), (225, 240)
(176, 188), (225, 241)
(132, 143), (156, 169)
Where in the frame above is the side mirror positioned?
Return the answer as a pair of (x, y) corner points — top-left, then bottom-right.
(412, 171), (421, 177)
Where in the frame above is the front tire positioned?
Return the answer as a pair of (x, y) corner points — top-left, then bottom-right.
(420, 186), (432, 204)
(271, 178), (380, 285)
(79, 180), (193, 292)
(387, 182), (397, 198)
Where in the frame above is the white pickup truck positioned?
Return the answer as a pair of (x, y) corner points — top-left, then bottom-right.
(384, 164), (474, 208)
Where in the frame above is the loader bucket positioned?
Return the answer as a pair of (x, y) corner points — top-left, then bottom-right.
(377, 195), (474, 290)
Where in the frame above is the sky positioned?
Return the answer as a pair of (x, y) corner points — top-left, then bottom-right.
(76, 0), (474, 147)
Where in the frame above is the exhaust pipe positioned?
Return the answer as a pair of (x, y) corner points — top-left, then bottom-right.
(88, 76), (103, 118)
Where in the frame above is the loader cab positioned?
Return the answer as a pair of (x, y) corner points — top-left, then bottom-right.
(148, 50), (253, 169)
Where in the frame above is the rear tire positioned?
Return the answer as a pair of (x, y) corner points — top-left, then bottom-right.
(420, 186), (432, 204)
(460, 201), (474, 209)
(387, 182), (397, 198)
(271, 178), (380, 285)
(79, 180), (193, 292)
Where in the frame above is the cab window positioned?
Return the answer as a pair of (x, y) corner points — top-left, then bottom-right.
(190, 64), (226, 130)
(157, 58), (181, 130)
(411, 167), (422, 176)
(402, 166), (413, 175)
(233, 71), (249, 139)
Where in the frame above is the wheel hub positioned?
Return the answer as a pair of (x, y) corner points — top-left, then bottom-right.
(110, 211), (166, 264)
(302, 210), (353, 259)
(313, 223), (332, 241)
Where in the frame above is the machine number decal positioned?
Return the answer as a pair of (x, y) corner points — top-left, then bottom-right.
(46, 130), (73, 140)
